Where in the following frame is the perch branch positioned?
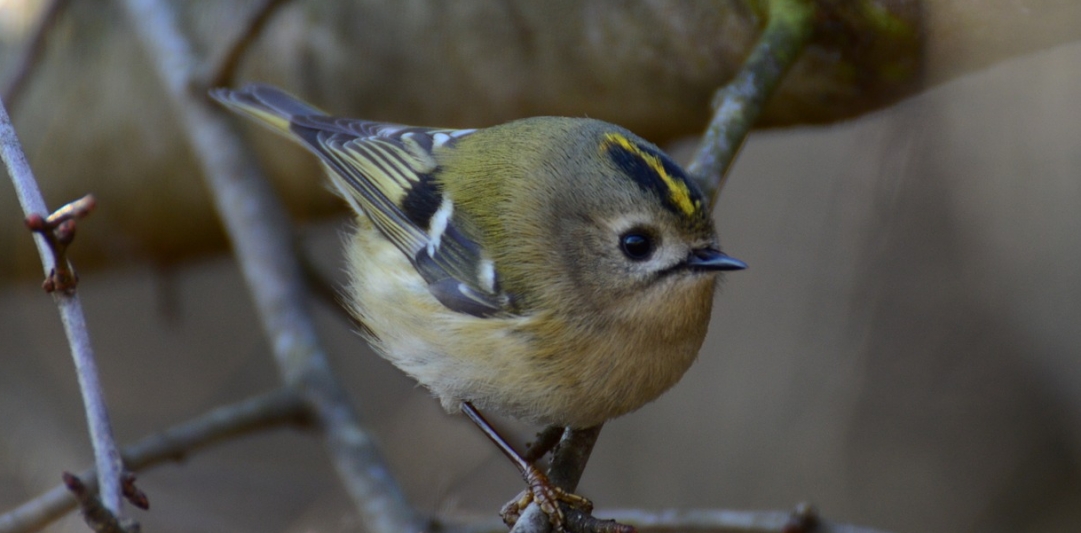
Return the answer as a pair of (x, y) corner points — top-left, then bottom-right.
(1, 97), (125, 521)
(509, 426), (615, 533)
(116, 2), (425, 533)
(450, 506), (890, 533)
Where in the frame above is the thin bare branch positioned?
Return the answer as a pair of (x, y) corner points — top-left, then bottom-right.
(602, 507), (890, 533)
(1, 97), (125, 518)
(1, 0), (70, 109)
(448, 507), (891, 533)
(119, 473), (148, 511)
(61, 474), (137, 533)
(204, 0), (294, 90)
(0, 388), (307, 533)
(688, 0), (816, 205)
(115, 2), (425, 533)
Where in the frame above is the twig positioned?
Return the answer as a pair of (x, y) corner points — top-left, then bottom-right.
(0, 388), (307, 533)
(1, 97), (126, 520)
(61, 474), (138, 533)
(204, 0), (293, 89)
(687, 0), (815, 206)
(448, 507), (890, 533)
(1, 0), (71, 109)
(603, 507), (888, 533)
(119, 473), (149, 511)
(24, 194), (96, 294)
(115, 2), (425, 533)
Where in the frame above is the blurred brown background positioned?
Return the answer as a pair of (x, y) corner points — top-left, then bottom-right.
(2, 1), (1081, 532)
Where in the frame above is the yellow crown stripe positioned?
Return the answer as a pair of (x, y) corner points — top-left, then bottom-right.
(601, 133), (699, 217)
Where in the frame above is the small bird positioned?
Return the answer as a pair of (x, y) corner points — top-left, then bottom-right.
(211, 84), (745, 530)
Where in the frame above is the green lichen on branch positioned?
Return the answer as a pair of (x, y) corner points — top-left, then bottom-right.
(813, 0), (923, 91)
(688, 0), (816, 205)
(688, 0), (924, 204)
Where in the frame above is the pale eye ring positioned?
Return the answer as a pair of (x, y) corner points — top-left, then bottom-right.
(619, 230), (655, 261)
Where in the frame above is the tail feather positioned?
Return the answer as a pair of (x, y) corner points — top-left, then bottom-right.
(209, 84), (325, 135)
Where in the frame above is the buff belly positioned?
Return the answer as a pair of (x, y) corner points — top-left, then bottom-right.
(343, 221), (713, 428)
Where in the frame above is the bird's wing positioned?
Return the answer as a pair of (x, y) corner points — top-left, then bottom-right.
(211, 84), (507, 317)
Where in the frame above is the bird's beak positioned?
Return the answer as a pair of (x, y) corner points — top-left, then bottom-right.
(685, 248), (747, 271)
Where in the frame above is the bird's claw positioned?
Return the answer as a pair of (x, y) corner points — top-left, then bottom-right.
(500, 466), (592, 532)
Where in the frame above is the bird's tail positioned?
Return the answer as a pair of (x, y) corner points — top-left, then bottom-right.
(209, 84), (325, 135)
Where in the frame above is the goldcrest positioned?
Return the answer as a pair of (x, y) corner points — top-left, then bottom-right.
(210, 84), (745, 430)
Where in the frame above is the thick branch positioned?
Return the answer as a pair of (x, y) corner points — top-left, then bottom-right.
(115, 2), (424, 532)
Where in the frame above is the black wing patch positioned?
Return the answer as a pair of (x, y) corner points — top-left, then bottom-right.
(400, 173), (443, 231)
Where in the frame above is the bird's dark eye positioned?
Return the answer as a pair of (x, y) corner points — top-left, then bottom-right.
(619, 231), (654, 261)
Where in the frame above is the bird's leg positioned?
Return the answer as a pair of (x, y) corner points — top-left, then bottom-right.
(461, 403), (593, 531)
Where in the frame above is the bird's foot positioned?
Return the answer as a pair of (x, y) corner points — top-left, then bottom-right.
(500, 463), (592, 532)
